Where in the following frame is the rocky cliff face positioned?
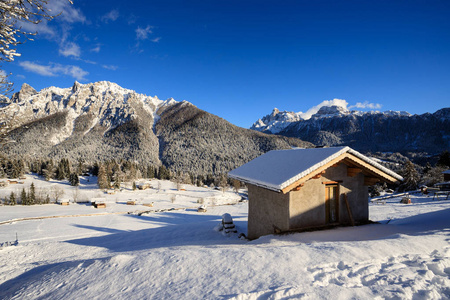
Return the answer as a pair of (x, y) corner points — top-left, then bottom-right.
(252, 105), (449, 154)
(0, 81), (312, 174)
(1, 81), (165, 166)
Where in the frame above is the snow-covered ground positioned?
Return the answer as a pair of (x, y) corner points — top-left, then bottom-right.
(0, 175), (449, 299)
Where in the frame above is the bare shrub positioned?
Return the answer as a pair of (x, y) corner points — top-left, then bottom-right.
(51, 186), (64, 203)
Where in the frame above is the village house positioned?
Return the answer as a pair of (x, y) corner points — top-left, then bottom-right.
(228, 146), (403, 240)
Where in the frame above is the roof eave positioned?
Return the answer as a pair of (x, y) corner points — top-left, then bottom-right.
(227, 173), (282, 192)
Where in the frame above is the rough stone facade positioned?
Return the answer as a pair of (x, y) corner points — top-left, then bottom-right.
(247, 184), (290, 240)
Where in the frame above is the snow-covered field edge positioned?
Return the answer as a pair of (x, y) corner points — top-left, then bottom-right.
(0, 175), (449, 299)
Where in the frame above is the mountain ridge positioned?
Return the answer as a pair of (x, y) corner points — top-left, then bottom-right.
(0, 81), (312, 175)
(251, 105), (450, 155)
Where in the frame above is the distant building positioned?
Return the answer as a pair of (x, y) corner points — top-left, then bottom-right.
(228, 146), (403, 240)
(136, 183), (151, 190)
(443, 170), (450, 182)
(436, 170), (450, 192)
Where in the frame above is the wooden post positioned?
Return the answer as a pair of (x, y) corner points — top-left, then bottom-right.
(343, 194), (355, 226)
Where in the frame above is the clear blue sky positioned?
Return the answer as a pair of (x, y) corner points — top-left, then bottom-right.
(6, 0), (450, 128)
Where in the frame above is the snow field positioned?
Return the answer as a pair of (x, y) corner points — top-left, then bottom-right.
(0, 176), (449, 299)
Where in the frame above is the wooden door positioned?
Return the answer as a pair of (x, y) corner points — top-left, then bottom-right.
(325, 184), (339, 224)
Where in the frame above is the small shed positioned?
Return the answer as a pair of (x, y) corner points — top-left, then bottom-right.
(136, 183), (151, 190)
(228, 146), (403, 240)
(91, 197), (107, 208)
(58, 198), (70, 206)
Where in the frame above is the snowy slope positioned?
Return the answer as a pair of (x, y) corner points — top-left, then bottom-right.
(0, 176), (449, 299)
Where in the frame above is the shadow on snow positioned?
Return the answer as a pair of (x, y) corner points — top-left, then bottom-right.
(65, 212), (246, 252)
(268, 207), (450, 244)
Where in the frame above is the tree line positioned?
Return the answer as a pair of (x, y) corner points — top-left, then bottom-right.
(370, 150), (450, 196)
(0, 155), (237, 191)
(1, 150), (449, 204)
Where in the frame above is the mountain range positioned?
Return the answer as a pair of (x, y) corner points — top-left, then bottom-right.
(2, 81), (448, 175)
(251, 105), (450, 155)
(0, 81), (311, 175)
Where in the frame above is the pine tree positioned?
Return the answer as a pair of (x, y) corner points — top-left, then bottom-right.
(9, 191), (16, 206)
(158, 165), (170, 180)
(113, 177), (121, 190)
(132, 181), (137, 191)
(106, 160), (115, 183)
(97, 164), (109, 189)
(422, 165), (446, 186)
(29, 182), (36, 205)
(69, 173), (79, 186)
(21, 188), (28, 205)
(0, 165), (5, 178)
(76, 159), (84, 175)
(399, 160), (420, 192)
(17, 159), (26, 177)
(147, 165), (155, 179)
(43, 159), (55, 181)
(8, 159), (22, 178)
(56, 159), (70, 180)
(128, 164), (137, 181)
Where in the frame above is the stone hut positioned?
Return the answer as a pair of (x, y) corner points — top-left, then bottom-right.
(228, 146), (403, 240)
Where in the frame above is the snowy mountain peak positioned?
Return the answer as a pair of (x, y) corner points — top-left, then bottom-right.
(250, 108), (302, 134)
(0, 81), (181, 132)
(10, 83), (37, 103)
(381, 110), (412, 117)
(312, 105), (349, 117)
(72, 81), (81, 93)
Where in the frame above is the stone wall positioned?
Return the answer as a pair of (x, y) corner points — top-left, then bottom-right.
(247, 184), (290, 240)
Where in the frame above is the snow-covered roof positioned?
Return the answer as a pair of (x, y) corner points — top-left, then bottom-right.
(442, 170), (450, 175)
(228, 146), (403, 192)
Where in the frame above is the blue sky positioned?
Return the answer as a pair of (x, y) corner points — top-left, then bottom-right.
(6, 0), (450, 128)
